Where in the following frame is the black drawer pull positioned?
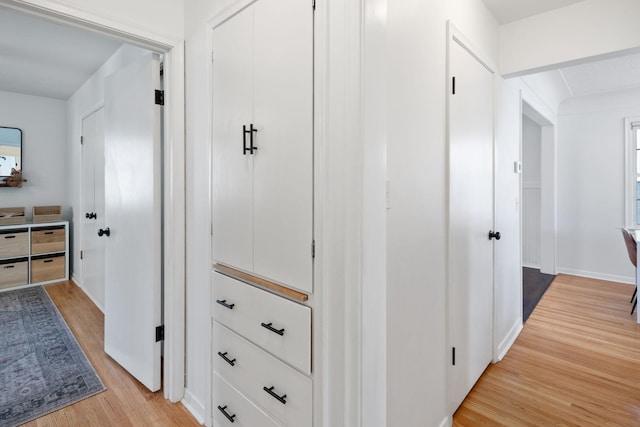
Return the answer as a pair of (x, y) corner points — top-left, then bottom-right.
(217, 351), (236, 366)
(216, 299), (235, 310)
(261, 322), (285, 336)
(44, 231), (54, 235)
(217, 405), (236, 423)
(263, 386), (287, 404)
(43, 260), (54, 263)
(4, 235), (16, 239)
(4, 265), (15, 269)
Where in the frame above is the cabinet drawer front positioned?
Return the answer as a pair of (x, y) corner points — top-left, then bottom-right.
(212, 271), (311, 374)
(0, 231), (28, 258)
(213, 321), (312, 427)
(31, 255), (65, 283)
(212, 372), (281, 427)
(0, 260), (28, 288)
(31, 228), (66, 254)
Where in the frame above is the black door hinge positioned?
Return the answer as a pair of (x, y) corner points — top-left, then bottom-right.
(80, 136), (84, 145)
(155, 325), (164, 342)
(312, 0), (316, 9)
(80, 250), (83, 260)
(452, 77), (456, 95)
(312, 240), (316, 258)
(452, 347), (456, 366)
(155, 90), (165, 106)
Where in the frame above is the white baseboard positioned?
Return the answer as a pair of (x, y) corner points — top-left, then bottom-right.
(522, 263), (540, 269)
(438, 415), (451, 427)
(182, 388), (206, 425)
(70, 277), (105, 313)
(495, 318), (523, 362)
(557, 268), (635, 285)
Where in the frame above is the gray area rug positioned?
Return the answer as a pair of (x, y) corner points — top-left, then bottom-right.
(0, 286), (105, 426)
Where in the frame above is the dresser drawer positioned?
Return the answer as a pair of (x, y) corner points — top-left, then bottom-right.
(213, 321), (312, 427)
(212, 271), (311, 374)
(0, 229), (28, 258)
(212, 372), (281, 427)
(31, 227), (65, 254)
(31, 254), (65, 283)
(0, 258), (28, 288)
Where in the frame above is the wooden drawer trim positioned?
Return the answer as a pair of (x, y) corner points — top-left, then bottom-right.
(214, 263), (309, 302)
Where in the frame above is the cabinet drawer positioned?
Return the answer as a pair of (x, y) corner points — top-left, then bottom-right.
(31, 227), (65, 254)
(212, 372), (281, 427)
(212, 271), (311, 374)
(31, 254), (65, 283)
(0, 258), (28, 288)
(0, 229), (28, 258)
(213, 321), (312, 427)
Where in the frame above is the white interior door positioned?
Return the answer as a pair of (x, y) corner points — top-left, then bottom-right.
(211, 7), (254, 273)
(252, 0), (313, 292)
(104, 53), (162, 392)
(81, 108), (106, 310)
(448, 37), (495, 411)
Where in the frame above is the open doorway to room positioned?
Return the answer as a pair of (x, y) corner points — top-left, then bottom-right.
(520, 101), (556, 322)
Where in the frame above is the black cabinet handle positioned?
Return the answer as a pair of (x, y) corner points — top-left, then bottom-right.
(217, 405), (236, 423)
(263, 386), (287, 404)
(242, 124), (258, 155)
(217, 351), (236, 367)
(243, 125), (250, 155)
(489, 230), (501, 241)
(44, 231), (54, 235)
(216, 299), (235, 310)
(43, 260), (54, 263)
(4, 265), (14, 269)
(261, 322), (285, 336)
(4, 235), (16, 239)
(98, 228), (110, 237)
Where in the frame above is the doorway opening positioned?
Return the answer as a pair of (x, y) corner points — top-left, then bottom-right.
(521, 100), (556, 321)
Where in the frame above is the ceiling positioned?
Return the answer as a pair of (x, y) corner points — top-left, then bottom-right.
(482, 0), (584, 25)
(0, 7), (123, 100)
(1, 1), (639, 102)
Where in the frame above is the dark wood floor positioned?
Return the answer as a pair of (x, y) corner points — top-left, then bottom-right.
(522, 267), (555, 322)
(22, 281), (201, 427)
(454, 274), (640, 426)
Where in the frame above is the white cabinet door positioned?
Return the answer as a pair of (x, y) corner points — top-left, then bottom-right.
(252, 0), (313, 292)
(212, 5), (254, 274)
(81, 108), (106, 309)
(104, 53), (162, 392)
(448, 38), (495, 411)
(212, 0), (314, 293)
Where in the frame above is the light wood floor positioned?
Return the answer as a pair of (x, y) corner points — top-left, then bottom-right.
(22, 280), (201, 427)
(454, 274), (640, 426)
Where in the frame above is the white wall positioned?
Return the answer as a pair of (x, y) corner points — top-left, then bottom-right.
(0, 90), (67, 219)
(556, 89), (640, 283)
(501, 0), (640, 76)
(67, 44), (151, 307)
(522, 115), (542, 267)
(386, 1), (498, 424)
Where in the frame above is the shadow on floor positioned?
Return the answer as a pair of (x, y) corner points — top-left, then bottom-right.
(523, 267), (555, 322)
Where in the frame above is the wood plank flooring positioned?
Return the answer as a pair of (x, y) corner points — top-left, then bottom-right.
(454, 274), (640, 426)
(21, 280), (201, 427)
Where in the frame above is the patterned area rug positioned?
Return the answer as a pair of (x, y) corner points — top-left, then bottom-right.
(0, 286), (105, 427)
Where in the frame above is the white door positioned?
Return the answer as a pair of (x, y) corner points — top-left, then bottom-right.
(448, 37), (495, 411)
(104, 53), (162, 392)
(81, 108), (106, 309)
(252, 0), (313, 292)
(211, 6), (254, 273)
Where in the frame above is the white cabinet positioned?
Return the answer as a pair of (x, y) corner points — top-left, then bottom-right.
(212, 0), (313, 294)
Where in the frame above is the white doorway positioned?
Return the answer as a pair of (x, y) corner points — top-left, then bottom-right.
(447, 25), (496, 413)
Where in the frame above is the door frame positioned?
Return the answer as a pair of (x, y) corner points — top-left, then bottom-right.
(2, 0), (186, 402)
